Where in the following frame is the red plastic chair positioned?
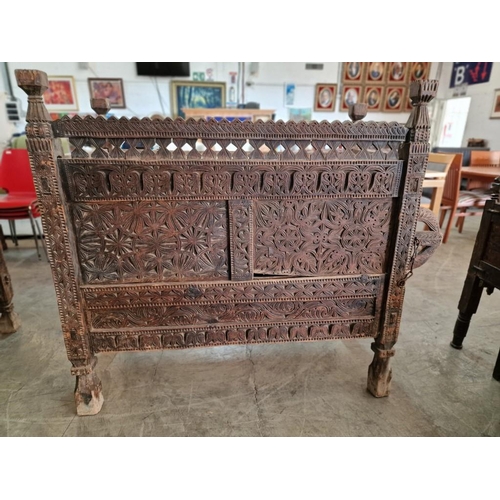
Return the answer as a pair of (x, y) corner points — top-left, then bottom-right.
(0, 148), (45, 259)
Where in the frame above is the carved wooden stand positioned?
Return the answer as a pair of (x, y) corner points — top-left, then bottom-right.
(451, 177), (500, 381)
(16, 70), (441, 415)
(0, 244), (21, 334)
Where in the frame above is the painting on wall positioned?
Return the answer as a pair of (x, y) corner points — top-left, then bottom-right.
(289, 107), (312, 122)
(340, 85), (362, 112)
(43, 76), (78, 111)
(343, 62), (364, 83)
(285, 83), (296, 106)
(387, 62), (408, 84)
(171, 81), (226, 119)
(363, 86), (384, 112)
(409, 62), (430, 81)
(366, 63), (387, 84)
(490, 89), (500, 118)
(383, 86), (406, 112)
(314, 84), (337, 112)
(88, 78), (126, 108)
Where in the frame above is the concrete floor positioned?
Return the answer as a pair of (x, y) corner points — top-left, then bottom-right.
(0, 216), (499, 437)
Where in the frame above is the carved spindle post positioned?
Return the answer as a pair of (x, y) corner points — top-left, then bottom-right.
(0, 245), (21, 334)
(15, 69), (103, 416)
(90, 98), (110, 116)
(348, 103), (367, 122)
(367, 79), (439, 397)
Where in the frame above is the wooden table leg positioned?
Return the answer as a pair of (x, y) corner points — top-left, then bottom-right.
(451, 275), (484, 349)
(0, 225), (7, 251)
(493, 348), (500, 381)
(427, 183), (444, 217)
(0, 242), (21, 334)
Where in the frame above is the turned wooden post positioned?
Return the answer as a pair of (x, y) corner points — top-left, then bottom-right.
(367, 80), (438, 397)
(15, 69), (103, 416)
(0, 244), (21, 334)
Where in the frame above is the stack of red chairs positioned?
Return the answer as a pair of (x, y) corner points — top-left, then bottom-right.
(0, 148), (45, 260)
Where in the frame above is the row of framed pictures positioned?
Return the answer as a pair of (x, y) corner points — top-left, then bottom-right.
(314, 83), (412, 113)
(42, 76), (126, 111)
(41, 76), (229, 118)
(342, 62), (431, 85)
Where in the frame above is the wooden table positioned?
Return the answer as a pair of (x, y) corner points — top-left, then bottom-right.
(182, 108), (275, 122)
(461, 166), (500, 180)
(423, 169), (447, 216)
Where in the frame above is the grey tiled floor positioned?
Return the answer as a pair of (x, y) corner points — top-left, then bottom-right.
(0, 216), (499, 436)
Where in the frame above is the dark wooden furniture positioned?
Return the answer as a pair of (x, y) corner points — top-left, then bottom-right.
(0, 241), (21, 334)
(16, 70), (442, 416)
(451, 177), (500, 381)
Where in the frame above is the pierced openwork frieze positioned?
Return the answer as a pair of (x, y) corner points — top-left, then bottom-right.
(61, 161), (402, 200)
(63, 138), (405, 162)
(72, 200), (229, 284)
(254, 199), (392, 277)
(90, 319), (376, 353)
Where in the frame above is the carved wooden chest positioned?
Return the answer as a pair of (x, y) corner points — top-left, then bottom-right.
(16, 70), (441, 416)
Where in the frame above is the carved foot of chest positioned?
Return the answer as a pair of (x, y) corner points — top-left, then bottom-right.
(367, 342), (395, 397)
(0, 309), (21, 334)
(72, 357), (104, 416)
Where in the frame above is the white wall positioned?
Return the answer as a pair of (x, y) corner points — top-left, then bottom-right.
(7, 62), (238, 118)
(437, 62), (500, 149)
(5, 61), (440, 124)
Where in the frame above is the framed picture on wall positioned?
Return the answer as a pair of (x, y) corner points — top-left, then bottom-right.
(366, 62), (386, 84)
(383, 86), (406, 112)
(88, 78), (126, 108)
(284, 82), (296, 106)
(363, 85), (384, 112)
(171, 80), (226, 119)
(343, 62), (364, 83)
(340, 85), (362, 112)
(409, 62), (430, 81)
(490, 89), (500, 118)
(42, 76), (78, 111)
(387, 62), (408, 84)
(314, 83), (337, 112)
(289, 107), (312, 122)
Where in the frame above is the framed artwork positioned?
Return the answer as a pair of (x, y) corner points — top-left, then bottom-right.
(171, 81), (226, 119)
(285, 83), (296, 106)
(289, 107), (312, 122)
(343, 62), (364, 83)
(410, 62), (430, 81)
(383, 86), (406, 112)
(314, 83), (337, 112)
(366, 62), (387, 84)
(88, 78), (126, 108)
(340, 85), (362, 112)
(363, 86), (385, 112)
(387, 62), (408, 84)
(490, 89), (500, 118)
(42, 76), (78, 111)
